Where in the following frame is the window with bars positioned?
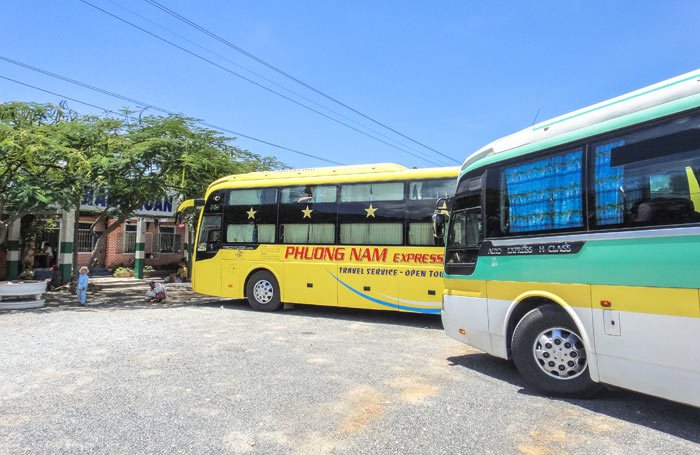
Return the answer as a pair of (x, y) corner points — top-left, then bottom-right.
(124, 224), (137, 253)
(159, 227), (175, 253)
(158, 226), (182, 253)
(78, 222), (94, 253)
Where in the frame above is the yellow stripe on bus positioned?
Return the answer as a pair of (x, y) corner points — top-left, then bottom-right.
(444, 278), (700, 318)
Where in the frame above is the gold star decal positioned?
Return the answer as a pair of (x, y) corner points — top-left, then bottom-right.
(246, 207), (257, 219)
(364, 204), (378, 218)
(301, 205), (313, 219)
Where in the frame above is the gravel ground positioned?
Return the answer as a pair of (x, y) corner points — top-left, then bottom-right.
(0, 277), (698, 454)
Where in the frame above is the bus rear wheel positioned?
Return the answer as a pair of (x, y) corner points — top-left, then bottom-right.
(511, 304), (602, 398)
(246, 271), (282, 312)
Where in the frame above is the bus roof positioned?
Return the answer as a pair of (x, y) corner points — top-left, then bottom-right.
(461, 69), (700, 176)
(206, 164), (459, 196)
(210, 163), (406, 188)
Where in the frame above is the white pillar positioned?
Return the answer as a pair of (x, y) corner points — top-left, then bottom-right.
(58, 209), (76, 284)
(6, 220), (21, 279)
(134, 217), (146, 279)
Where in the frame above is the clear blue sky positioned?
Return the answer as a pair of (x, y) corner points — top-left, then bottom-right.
(2, 1), (699, 169)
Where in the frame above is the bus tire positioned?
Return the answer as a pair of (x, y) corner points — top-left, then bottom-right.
(246, 271), (282, 312)
(511, 304), (602, 398)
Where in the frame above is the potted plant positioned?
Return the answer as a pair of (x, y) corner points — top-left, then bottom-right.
(112, 266), (134, 278)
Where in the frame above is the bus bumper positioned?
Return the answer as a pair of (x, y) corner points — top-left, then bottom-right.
(442, 294), (493, 354)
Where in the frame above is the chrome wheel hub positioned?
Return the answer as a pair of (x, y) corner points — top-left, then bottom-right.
(533, 327), (587, 380)
(253, 280), (274, 304)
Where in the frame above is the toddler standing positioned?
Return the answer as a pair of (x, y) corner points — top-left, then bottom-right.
(77, 266), (89, 306)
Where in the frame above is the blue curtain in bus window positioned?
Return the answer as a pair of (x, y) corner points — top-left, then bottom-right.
(594, 140), (625, 225)
(593, 140), (642, 225)
(504, 150), (583, 233)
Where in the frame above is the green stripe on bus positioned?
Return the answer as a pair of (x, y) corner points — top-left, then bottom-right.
(448, 235), (700, 289)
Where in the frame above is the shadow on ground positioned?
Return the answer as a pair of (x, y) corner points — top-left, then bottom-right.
(0, 282), (224, 315)
(200, 299), (444, 329)
(1, 279), (443, 330)
(448, 352), (700, 444)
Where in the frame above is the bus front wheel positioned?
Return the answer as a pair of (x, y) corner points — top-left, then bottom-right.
(511, 304), (602, 398)
(246, 271), (282, 312)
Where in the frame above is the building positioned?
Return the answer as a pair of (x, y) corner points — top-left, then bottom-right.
(2, 194), (189, 281)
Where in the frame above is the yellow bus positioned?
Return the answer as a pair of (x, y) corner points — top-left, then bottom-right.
(187, 164), (458, 313)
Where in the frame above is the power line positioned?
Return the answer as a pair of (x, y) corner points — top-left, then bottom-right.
(102, 0), (436, 161)
(78, 0), (445, 167)
(0, 61), (341, 165)
(0, 61), (342, 165)
(0, 75), (127, 117)
(145, 0), (460, 165)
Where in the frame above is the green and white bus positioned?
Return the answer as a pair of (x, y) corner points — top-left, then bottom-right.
(437, 70), (700, 407)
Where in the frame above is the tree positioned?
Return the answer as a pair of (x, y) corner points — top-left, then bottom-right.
(83, 113), (283, 268)
(0, 102), (92, 246)
(54, 113), (125, 273)
(1, 102), (283, 271)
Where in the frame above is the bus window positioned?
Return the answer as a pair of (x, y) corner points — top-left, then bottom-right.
(340, 223), (403, 245)
(280, 185), (337, 204)
(408, 178), (455, 200)
(280, 224), (335, 244)
(448, 209), (480, 249)
(497, 149), (583, 235)
(226, 224), (275, 243)
(408, 222), (434, 245)
(445, 208), (481, 266)
(592, 122), (700, 228)
(340, 182), (404, 202)
(445, 172), (482, 273)
(197, 215), (222, 252)
(227, 188), (278, 205)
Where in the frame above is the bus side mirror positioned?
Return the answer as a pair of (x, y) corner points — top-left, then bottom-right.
(433, 197), (450, 238)
(175, 198), (205, 225)
(432, 212), (446, 238)
(204, 229), (222, 252)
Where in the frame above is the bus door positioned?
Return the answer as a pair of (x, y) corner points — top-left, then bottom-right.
(192, 190), (224, 297)
(442, 172), (490, 350)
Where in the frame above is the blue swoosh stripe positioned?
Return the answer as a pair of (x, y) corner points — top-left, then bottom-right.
(330, 273), (441, 315)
